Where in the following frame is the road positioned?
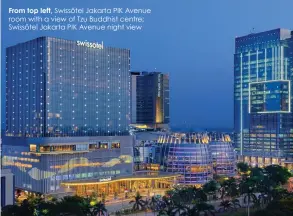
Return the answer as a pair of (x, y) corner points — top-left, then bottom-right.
(105, 198), (224, 215)
(105, 195), (257, 216)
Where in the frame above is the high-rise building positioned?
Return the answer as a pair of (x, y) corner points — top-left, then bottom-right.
(234, 29), (293, 166)
(2, 37), (134, 194)
(131, 72), (170, 130)
(6, 37), (130, 137)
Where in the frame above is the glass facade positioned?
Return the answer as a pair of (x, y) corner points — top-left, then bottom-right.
(2, 136), (134, 194)
(234, 29), (293, 158)
(6, 37), (130, 137)
(209, 141), (236, 177)
(131, 72), (170, 127)
(161, 143), (212, 185)
(249, 80), (290, 113)
(158, 133), (236, 184)
(4, 36), (133, 194)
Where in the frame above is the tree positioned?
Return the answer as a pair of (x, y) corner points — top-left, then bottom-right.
(52, 196), (86, 216)
(188, 186), (208, 203)
(231, 198), (241, 209)
(240, 179), (257, 215)
(181, 205), (200, 216)
(1, 205), (22, 216)
(162, 195), (172, 207)
(176, 187), (190, 204)
(20, 199), (35, 216)
(129, 192), (146, 211)
(148, 196), (159, 211)
(195, 202), (215, 216)
(89, 201), (107, 216)
(218, 200), (233, 213)
(203, 180), (220, 200)
(250, 167), (265, 183)
(181, 203), (215, 216)
(157, 208), (173, 216)
(36, 201), (58, 216)
(265, 165), (292, 186)
(252, 199), (293, 216)
(194, 189), (208, 202)
(220, 177), (239, 199)
(237, 162), (249, 174)
(169, 203), (188, 216)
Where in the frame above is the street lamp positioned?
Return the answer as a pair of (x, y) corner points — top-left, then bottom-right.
(247, 186), (252, 216)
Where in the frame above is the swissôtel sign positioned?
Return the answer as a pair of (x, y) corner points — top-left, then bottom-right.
(76, 40), (104, 49)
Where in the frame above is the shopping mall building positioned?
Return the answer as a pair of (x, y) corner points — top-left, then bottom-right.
(158, 133), (236, 186)
(2, 37), (179, 197)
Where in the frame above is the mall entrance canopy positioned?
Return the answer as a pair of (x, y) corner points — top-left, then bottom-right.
(61, 172), (181, 197)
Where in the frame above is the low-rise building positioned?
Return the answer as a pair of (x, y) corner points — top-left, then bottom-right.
(1, 169), (15, 209)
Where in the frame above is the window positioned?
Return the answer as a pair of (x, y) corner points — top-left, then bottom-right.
(99, 142), (108, 149)
(111, 142), (120, 149)
(76, 144), (88, 151)
(89, 144), (98, 150)
(30, 144), (37, 152)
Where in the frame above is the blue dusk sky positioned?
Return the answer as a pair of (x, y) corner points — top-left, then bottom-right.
(1, 0), (293, 130)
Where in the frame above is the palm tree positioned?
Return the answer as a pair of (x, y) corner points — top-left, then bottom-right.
(227, 184), (239, 200)
(193, 189), (208, 202)
(177, 202), (215, 216)
(181, 205), (200, 216)
(220, 177), (239, 199)
(129, 192), (146, 211)
(231, 198), (241, 210)
(157, 208), (173, 216)
(162, 195), (172, 207)
(167, 186), (191, 205)
(242, 186), (257, 205)
(195, 202), (215, 216)
(241, 179), (257, 216)
(148, 196), (159, 211)
(90, 201), (107, 216)
(218, 200), (233, 213)
(203, 180), (220, 200)
(170, 203), (188, 216)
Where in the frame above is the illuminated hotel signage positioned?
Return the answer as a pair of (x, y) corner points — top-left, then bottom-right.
(76, 41), (104, 49)
(99, 177), (111, 182)
(158, 74), (161, 97)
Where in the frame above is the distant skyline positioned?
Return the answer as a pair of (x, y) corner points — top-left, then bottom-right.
(2, 0), (293, 130)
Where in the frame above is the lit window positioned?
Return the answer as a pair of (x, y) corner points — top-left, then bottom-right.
(30, 144), (37, 152)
